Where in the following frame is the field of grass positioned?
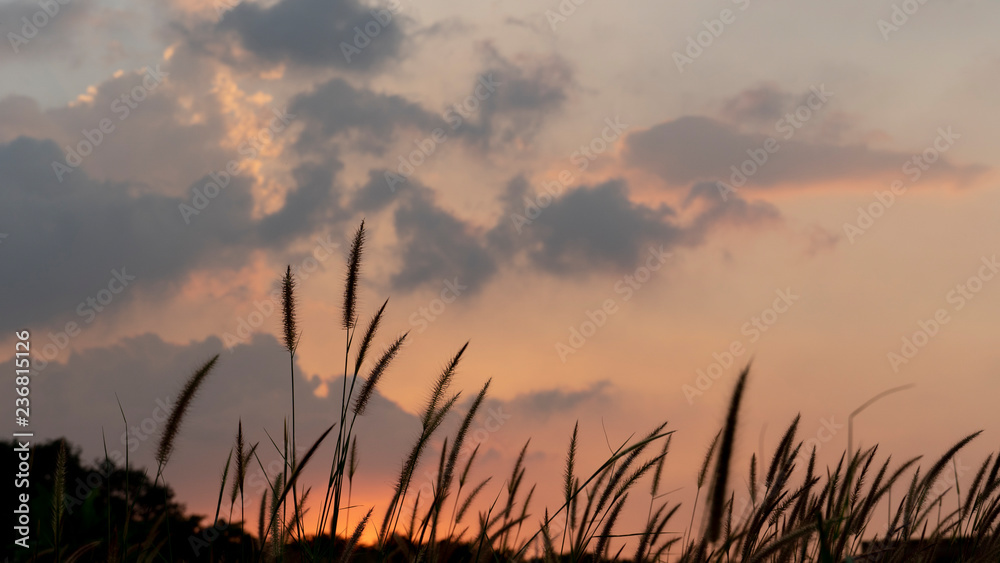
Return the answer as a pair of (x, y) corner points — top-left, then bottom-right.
(8, 221), (1000, 562)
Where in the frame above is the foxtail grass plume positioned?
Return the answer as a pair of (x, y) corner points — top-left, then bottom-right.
(230, 420), (256, 507)
(257, 487), (267, 548)
(564, 422), (578, 510)
(214, 448), (233, 525)
(281, 266), (298, 353)
(354, 298), (388, 377)
(339, 507), (373, 563)
(156, 355), (220, 468)
(343, 220), (365, 330)
(442, 379), (491, 493)
(706, 364), (749, 542)
(421, 342), (468, 428)
(230, 420), (244, 506)
(353, 332), (407, 416)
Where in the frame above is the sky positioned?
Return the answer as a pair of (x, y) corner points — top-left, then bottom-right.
(2, 0), (1000, 552)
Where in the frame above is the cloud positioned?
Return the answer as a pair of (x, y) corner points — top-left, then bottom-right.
(681, 181), (783, 242)
(0, 64), (245, 197)
(354, 171), (781, 295)
(350, 168), (398, 214)
(215, 0), (408, 70)
(492, 178), (779, 276)
(390, 187), (498, 293)
(502, 180), (681, 274)
(258, 161), (346, 242)
(0, 0), (94, 59)
(623, 116), (986, 190)
(290, 77), (446, 156)
(364, 168), (780, 295)
(718, 83), (794, 127)
(0, 95), (60, 142)
(497, 380), (614, 423)
(289, 46), (575, 156)
(455, 44), (575, 150)
(0, 137), (341, 333)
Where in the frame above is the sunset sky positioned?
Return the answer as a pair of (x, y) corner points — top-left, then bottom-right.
(2, 0), (999, 548)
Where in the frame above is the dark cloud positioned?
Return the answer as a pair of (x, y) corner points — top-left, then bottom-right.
(500, 180), (682, 274)
(0, 95), (58, 142)
(681, 181), (783, 243)
(290, 77), (446, 156)
(490, 178), (776, 277)
(215, 0), (407, 70)
(288, 47), (574, 156)
(719, 83), (794, 126)
(497, 380), (614, 423)
(623, 115), (986, 188)
(456, 45), (574, 149)
(624, 116), (749, 186)
(390, 188), (497, 293)
(350, 168), (397, 214)
(0, 137), (341, 332)
(2, 65), (240, 197)
(259, 161), (345, 242)
(378, 175), (778, 294)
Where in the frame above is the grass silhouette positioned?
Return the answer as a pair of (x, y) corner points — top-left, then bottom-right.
(14, 219), (1000, 562)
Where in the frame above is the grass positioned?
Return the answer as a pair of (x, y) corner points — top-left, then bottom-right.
(18, 219), (1000, 562)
